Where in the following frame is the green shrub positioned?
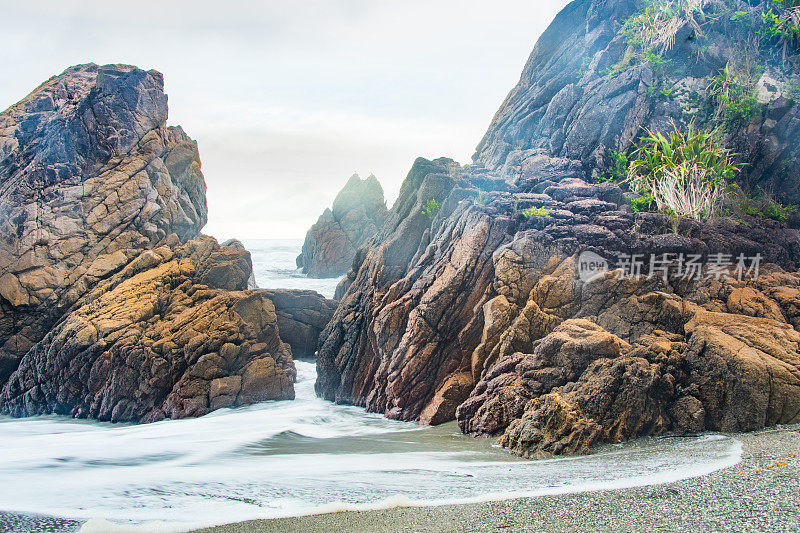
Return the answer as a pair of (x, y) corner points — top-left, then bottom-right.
(760, 7), (800, 45)
(422, 198), (441, 219)
(522, 206), (552, 218)
(731, 185), (798, 221)
(629, 193), (656, 212)
(623, 0), (705, 56)
(627, 123), (739, 219)
(708, 63), (764, 130)
(599, 150), (630, 183)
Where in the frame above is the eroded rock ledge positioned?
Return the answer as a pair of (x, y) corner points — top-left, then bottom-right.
(0, 236), (296, 422)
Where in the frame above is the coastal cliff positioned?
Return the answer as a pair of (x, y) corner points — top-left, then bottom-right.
(297, 173), (387, 278)
(0, 64), (333, 422)
(316, 0), (800, 457)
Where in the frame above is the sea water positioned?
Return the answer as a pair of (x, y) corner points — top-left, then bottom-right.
(0, 240), (742, 532)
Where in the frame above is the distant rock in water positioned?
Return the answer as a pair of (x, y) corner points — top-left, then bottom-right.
(296, 174), (387, 278)
(316, 0), (800, 458)
(0, 63), (317, 422)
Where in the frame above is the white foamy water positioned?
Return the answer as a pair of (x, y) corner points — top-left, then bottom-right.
(242, 239), (342, 299)
(0, 241), (743, 532)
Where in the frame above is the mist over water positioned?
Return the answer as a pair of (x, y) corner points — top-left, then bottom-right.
(0, 242), (742, 532)
(243, 239), (342, 299)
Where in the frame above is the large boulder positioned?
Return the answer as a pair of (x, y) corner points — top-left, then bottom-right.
(0, 237), (295, 422)
(258, 289), (337, 359)
(0, 64), (299, 422)
(297, 173), (387, 277)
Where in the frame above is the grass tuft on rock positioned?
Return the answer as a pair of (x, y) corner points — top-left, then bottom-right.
(626, 123), (738, 219)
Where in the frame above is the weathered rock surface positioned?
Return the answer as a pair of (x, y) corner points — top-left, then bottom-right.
(0, 64), (207, 383)
(474, 0), (800, 205)
(316, 0), (800, 457)
(0, 64), (304, 422)
(297, 173), (387, 277)
(258, 289), (337, 359)
(0, 237), (295, 422)
(221, 238), (258, 289)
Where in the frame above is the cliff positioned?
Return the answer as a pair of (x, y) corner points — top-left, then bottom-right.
(0, 64), (332, 422)
(316, 0), (800, 457)
(297, 173), (388, 278)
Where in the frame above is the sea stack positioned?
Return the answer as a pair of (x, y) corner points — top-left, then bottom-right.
(296, 173), (388, 278)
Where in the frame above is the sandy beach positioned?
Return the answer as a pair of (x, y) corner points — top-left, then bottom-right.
(193, 426), (800, 533)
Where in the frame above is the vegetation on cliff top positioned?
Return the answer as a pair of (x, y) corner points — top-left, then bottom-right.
(600, 0), (800, 221)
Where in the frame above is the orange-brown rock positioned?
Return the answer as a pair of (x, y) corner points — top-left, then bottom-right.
(0, 65), (304, 423)
(0, 237), (295, 422)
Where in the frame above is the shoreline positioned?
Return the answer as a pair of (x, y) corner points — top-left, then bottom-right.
(2, 426), (797, 532)
(193, 426), (800, 533)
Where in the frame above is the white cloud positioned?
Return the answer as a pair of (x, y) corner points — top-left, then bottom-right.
(0, 0), (569, 239)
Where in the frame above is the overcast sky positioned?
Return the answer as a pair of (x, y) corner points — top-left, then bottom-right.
(1, 0), (568, 239)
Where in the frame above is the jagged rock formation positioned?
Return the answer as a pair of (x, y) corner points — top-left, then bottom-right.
(297, 174), (387, 278)
(258, 289), (337, 359)
(0, 64), (302, 421)
(0, 236), (295, 422)
(0, 63), (207, 383)
(316, 0), (800, 457)
(474, 0), (800, 205)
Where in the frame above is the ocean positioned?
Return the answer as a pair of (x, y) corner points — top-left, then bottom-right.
(0, 240), (742, 532)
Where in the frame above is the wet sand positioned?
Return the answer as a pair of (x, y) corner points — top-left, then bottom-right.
(193, 426), (800, 533)
(2, 426), (797, 532)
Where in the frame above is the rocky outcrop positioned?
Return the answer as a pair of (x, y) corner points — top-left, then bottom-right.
(0, 63), (207, 383)
(222, 238), (258, 289)
(317, 152), (800, 438)
(0, 236), (295, 422)
(0, 64), (300, 421)
(258, 289), (337, 359)
(297, 174), (387, 277)
(474, 0), (800, 205)
(316, 0), (800, 457)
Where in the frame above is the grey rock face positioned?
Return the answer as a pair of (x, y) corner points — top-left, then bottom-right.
(296, 174), (388, 278)
(474, 0), (800, 204)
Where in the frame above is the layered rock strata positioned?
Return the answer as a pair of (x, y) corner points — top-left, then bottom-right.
(316, 0), (800, 457)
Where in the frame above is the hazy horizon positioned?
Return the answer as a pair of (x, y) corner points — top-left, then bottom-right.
(1, 0), (568, 240)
